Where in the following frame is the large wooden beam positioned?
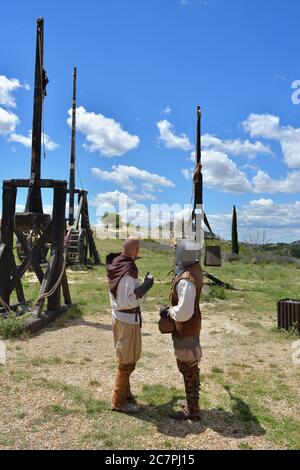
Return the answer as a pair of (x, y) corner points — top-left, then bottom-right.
(47, 183), (67, 312)
(0, 181), (17, 304)
(11, 179), (68, 189)
(69, 66), (77, 227)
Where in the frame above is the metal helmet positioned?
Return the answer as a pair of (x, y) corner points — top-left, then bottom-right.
(175, 239), (201, 275)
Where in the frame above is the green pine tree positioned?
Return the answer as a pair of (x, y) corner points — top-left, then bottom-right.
(231, 205), (239, 255)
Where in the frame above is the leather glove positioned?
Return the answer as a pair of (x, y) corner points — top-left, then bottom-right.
(160, 305), (170, 319)
(134, 272), (154, 298)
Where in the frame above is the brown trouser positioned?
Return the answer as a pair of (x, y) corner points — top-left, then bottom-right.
(112, 317), (142, 364)
(112, 318), (142, 409)
(173, 335), (202, 366)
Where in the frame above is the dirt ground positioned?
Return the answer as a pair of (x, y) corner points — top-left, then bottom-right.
(1, 299), (299, 450)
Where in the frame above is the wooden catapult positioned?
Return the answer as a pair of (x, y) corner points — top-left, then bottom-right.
(65, 67), (100, 266)
(0, 18), (74, 332)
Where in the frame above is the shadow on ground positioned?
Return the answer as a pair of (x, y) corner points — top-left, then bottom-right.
(41, 318), (152, 338)
(135, 386), (265, 439)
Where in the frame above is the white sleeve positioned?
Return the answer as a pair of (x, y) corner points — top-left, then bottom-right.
(116, 275), (142, 310)
(169, 280), (196, 323)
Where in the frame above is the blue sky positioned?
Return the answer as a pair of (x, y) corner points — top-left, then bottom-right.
(1, 0), (300, 242)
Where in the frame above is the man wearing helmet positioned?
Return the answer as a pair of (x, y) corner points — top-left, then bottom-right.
(160, 239), (203, 420)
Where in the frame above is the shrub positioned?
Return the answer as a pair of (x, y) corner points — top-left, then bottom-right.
(0, 314), (27, 339)
(202, 285), (226, 302)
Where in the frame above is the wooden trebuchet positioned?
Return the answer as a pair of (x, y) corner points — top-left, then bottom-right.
(0, 18), (74, 332)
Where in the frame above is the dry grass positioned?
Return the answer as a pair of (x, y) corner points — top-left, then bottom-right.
(0, 306), (299, 450)
(0, 240), (299, 450)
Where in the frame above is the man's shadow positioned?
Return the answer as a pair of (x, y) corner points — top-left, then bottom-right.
(135, 385), (265, 439)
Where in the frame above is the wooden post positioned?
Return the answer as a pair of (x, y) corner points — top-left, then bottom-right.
(69, 66), (77, 226)
(194, 106), (203, 208)
(0, 181), (16, 304)
(25, 17), (47, 214)
(47, 182), (67, 312)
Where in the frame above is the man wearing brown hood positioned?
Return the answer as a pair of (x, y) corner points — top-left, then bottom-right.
(106, 238), (154, 414)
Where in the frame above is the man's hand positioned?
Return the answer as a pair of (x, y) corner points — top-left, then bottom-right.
(160, 305), (170, 319)
(144, 272), (154, 287)
(134, 273), (154, 298)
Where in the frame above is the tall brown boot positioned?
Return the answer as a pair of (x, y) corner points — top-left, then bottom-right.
(112, 360), (138, 414)
(170, 359), (201, 421)
(126, 363), (136, 403)
(185, 364), (201, 420)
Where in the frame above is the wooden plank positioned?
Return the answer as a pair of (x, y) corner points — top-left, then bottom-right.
(12, 179), (68, 189)
(80, 192), (100, 264)
(11, 256), (25, 303)
(14, 212), (51, 231)
(15, 228), (47, 284)
(0, 181), (17, 304)
(9, 225), (51, 294)
(62, 271), (72, 305)
(48, 184), (68, 312)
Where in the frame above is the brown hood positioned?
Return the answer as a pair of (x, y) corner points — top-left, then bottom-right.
(105, 253), (139, 298)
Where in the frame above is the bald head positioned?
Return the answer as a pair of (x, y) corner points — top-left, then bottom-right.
(123, 238), (140, 260)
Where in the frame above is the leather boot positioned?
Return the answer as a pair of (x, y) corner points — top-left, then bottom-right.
(112, 360), (139, 414)
(185, 364), (201, 420)
(170, 360), (201, 421)
(126, 364), (137, 403)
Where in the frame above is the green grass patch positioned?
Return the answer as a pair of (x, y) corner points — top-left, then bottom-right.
(238, 442), (254, 450)
(0, 313), (28, 339)
(211, 367), (224, 375)
(43, 403), (78, 417)
(30, 356), (63, 366)
(35, 378), (109, 417)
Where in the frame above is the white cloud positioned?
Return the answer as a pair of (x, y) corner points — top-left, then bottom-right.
(91, 165), (175, 194)
(202, 133), (272, 159)
(186, 148), (300, 195)
(0, 75), (30, 139)
(157, 119), (193, 151)
(180, 114), (300, 195)
(162, 105), (172, 115)
(243, 113), (300, 169)
(181, 168), (192, 180)
(273, 74), (287, 81)
(184, 150), (300, 195)
(68, 106), (140, 157)
(135, 193), (157, 201)
(252, 170), (300, 194)
(90, 190), (137, 208)
(203, 150), (252, 194)
(186, 149), (252, 194)
(0, 75), (28, 109)
(0, 107), (19, 135)
(209, 199), (300, 243)
(9, 131), (59, 151)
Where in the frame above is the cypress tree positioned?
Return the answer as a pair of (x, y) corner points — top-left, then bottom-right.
(231, 205), (239, 255)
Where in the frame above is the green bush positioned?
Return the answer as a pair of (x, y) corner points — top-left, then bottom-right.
(202, 285), (226, 302)
(0, 314), (27, 339)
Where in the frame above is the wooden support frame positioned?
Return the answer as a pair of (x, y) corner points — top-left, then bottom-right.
(0, 179), (73, 331)
(0, 181), (17, 304)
